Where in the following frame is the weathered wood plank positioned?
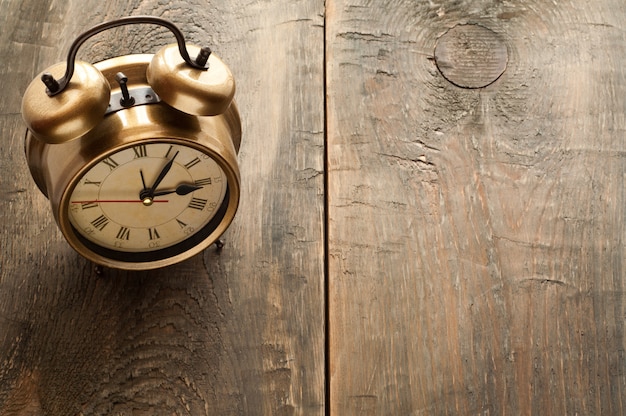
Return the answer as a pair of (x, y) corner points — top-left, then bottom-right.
(0, 0), (325, 414)
(327, 0), (626, 414)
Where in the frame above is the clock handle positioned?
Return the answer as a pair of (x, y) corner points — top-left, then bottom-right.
(41, 16), (211, 97)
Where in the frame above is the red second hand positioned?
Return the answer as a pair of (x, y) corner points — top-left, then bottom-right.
(71, 200), (169, 203)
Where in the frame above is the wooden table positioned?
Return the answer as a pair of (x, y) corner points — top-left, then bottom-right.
(1, 0), (624, 414)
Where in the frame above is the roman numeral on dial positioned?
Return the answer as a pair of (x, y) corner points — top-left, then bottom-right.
(148, 227), (160, 240)
(116, 227), (131, 240)
(188, 197), (207, 210)
(84, 179), (101, 186)
(90, 215), (109, 231)
(101, 157), (119, 171)
(184, 157), (201, 169)
(194, 177), (212, 186)
(81, 202), (98, 210)
(133, 144), (148, 158)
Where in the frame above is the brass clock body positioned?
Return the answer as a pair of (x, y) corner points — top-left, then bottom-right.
(22, 18), (241, 270)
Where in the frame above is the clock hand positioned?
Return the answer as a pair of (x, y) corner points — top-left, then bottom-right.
(152, 183), (203, 197)
(140, 169), (148, 191)
(141, 151), (179, 200)
(72, 199), (169, 203)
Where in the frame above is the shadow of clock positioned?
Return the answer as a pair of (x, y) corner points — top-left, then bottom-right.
(1, 247), (239, 415)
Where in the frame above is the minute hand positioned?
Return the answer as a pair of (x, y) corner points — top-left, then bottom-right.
(143, 151), (179, 199)
(152, 184), (203, 197)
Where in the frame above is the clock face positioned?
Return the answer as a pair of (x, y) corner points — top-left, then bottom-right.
(67, 140), (228, 261)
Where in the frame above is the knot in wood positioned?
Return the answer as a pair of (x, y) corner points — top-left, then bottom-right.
(434, 24), (508, 89)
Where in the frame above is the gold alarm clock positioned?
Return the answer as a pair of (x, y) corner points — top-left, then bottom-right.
(22, 16), (241, 270)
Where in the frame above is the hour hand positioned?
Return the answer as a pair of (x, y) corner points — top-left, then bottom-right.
(152, 183), (203, 197)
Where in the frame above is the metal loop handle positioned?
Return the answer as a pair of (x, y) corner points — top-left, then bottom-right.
(42, 16), (211, 96)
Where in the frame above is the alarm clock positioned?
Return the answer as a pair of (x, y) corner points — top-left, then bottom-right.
(22, 16), (241, 270)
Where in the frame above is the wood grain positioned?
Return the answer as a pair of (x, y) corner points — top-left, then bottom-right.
(2, 0), (626, 414)
(0, 0), (325, 414)
(434, 24), (508, 88)
(326, 0), (626, 414)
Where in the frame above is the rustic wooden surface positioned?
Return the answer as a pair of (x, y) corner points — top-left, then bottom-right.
(327, 0), (626, 415)
(0, 0), (325, 414)
(1, 0), (625, 415)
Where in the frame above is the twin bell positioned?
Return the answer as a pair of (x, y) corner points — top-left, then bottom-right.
(21, 16), (235, 145)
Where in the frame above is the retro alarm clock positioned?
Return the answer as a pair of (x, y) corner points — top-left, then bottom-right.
(22, 16), (241, 270)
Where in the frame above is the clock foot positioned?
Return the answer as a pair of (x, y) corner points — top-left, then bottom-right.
(215, 239), (225, 251)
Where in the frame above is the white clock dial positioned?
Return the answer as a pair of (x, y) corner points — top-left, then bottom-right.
(68, 141), (227, 253)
